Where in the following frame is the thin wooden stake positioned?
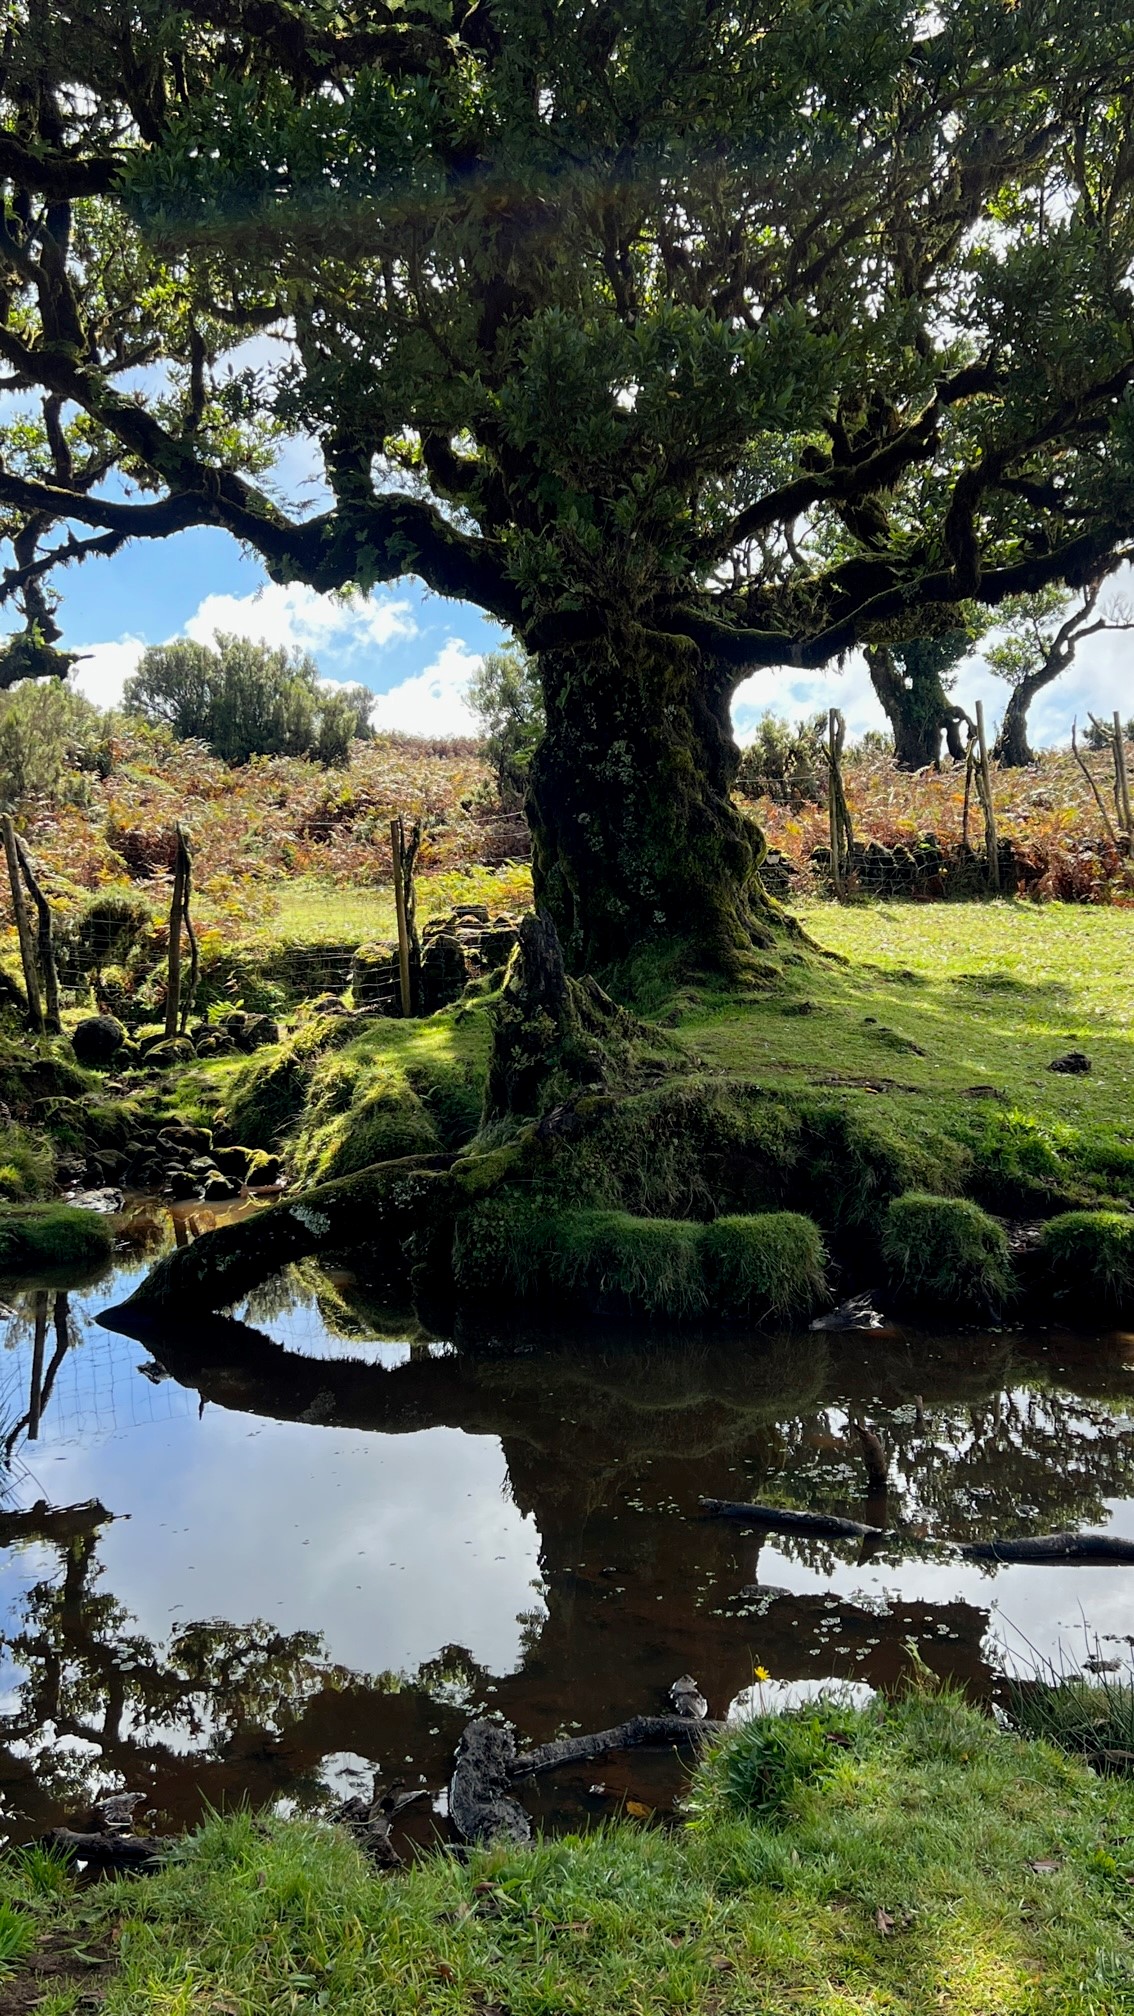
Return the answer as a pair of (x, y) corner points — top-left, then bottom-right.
(1114, 710), (1132, 836)
(1, 813), (43, 1033)
(14, 833), (61, 1033)
(164, 832), (186, 1039)
(1071, 721), (1122, 848)
(390, 816), (413, 1017)
(175, 826), (200, 1034)
(27, 1290), (47, 1442)
(827, 708), (842, 897)
(974, 701), (1000, 892)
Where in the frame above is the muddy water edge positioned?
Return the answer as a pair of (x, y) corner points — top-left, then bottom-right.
(1, 1199), (1133, 1859)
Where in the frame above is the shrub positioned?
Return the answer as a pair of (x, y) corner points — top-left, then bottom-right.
(881, 1191), (1014, 1313)
(0, 1204), (114, 1274)
(124, 632), (374, 767)
(735, 710), (825, 805)
(700, 1212), (827, 1322)
(1041, 1210), (1134, 1316)
(0, 1124), (54, 1202)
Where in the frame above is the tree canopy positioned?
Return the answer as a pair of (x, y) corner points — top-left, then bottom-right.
(3, 0), (1134, 963)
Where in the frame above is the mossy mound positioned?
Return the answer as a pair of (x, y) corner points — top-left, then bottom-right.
(1040, 1209), (1134, 1318)
(291, 1050), (441, 1185)
(551, 1210), (707, 1319)
(700, 1212), (828, 1322)
(0, 1203), (114, 1276)
(881, 1191), (1014, 1314)
(451, 1197), (829, 1323)
(224, 1042), (312, 1149)
(207, 1001), (495, 1166)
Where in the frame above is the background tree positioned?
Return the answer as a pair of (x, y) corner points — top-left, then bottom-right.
(124, 634), (374, 767)
(2, 3), (1134, 974)
(466, 645), (544, 806)
(863, 627), (983, 770)
(987, 581), (1134, 766)
(0, 681), (105, 806)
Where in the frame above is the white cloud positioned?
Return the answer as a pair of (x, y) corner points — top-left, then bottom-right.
(70, 637), (145, 710)
(185, 581), (417, 656)
(370, 638), (482, 737)
(732, 651), (887, 743)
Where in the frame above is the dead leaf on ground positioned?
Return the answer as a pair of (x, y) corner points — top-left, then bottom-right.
(1028, 1860), (1061, 1875)
(874, 1908), (895, 1935)
(626, 1799), (652, 1818)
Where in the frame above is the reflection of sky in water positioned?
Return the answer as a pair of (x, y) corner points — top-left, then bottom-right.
(0, 1267), (545, 1683)
(746, 1532), (1134, 1674)
(3, 1248), (1134, 1810)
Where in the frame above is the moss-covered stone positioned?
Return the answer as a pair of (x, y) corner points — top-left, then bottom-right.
(1041, 1210), (1134, 1318)
(224, 1042), (312, 1149)
(700, 1212), (828, 1322)
(881, 1191), (1014, 1314)
(0, 1203), (115, 1275)
(291, 1049), (441, 1185)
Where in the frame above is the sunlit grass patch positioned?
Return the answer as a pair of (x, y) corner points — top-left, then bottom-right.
(7, 1693), (1128, 2015)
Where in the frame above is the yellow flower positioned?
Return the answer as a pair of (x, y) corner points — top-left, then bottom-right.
(753, 1664), (771, 1683)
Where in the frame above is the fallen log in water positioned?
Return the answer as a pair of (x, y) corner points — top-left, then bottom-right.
(449, 1721), (532, 1846)
(450, 1710), (726, 1843)
(0, 1498), (113, 1549)
(44, 1829), (163, 1870)
(960, 1531), (1134, 1565)
(511, 1714), (724, 1780)
(699, 1497), (886, 1540)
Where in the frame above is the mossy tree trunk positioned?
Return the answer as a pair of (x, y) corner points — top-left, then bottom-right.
(864, 642), (970, 769)
(525, 633), (779, 976)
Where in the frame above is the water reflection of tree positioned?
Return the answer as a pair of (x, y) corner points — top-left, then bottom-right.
(0, 1509), (392, 1822)
(758, 1384), (1134, 1551)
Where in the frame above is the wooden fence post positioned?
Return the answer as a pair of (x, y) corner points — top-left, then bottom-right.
(390, 816), (413, 1017)
(825, 708), (853, 899)
(14, 833), (61, 1033)
(164, 832), (186, 1039)
(164, 825), (199, 1039)
(1, 813), (43, 1033)
(1113, 710), (1132, 839)
(974, 701), (1000, 892)
(177, 827), (199, 1034)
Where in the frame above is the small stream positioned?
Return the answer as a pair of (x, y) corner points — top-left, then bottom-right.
(1, 1201), (1133, 1853)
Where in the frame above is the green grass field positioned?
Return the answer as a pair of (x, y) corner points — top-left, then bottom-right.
(670, 899), (1134, 1212)
(7, 1694), (1134, 2015)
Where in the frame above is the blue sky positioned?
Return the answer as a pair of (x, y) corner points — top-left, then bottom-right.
(53, 476), (1134, 747)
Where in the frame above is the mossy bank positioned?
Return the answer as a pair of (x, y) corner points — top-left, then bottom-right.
(109, 899), (1134, 1328)
(7, 1693), (1134, 2015)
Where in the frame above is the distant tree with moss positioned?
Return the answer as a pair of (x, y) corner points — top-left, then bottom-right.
(986, 583), (1134, 767)
(123, 634), (374, 767)
(862, 628), (983, 770)
(467, 645), (543, 804)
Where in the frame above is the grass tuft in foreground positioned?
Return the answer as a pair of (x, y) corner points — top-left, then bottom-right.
(8, 1693), (1134, 2015)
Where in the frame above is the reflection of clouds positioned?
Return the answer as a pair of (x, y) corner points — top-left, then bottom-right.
(727, 1676), (874, 1720)
(746, 1527), (1134, 1677)
(58, 1412), (545, 1681)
